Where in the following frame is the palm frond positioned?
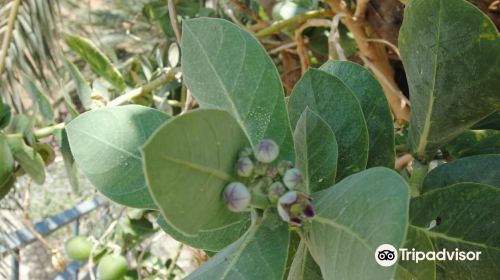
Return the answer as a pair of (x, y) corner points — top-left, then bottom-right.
(0, 0), (61, 116)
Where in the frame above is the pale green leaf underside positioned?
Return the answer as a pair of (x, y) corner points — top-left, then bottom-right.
(409, 183), (500, 279)
(423, 154), (500, 192)
(181, 18), (294, 161)
(186, 210), (290, 280)
(288, 68), (368, 180)
(142, 109), (250, 235)
(320, 60), (395, 169)
(400, 0), (500, 159)
(307, 167), (409, 280)
(294, 107), (338, 193)
(67, 105), (169, 209)
(157, 214), (250, 252)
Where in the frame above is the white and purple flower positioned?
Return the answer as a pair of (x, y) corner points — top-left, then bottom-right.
(277, 191), (315, 226)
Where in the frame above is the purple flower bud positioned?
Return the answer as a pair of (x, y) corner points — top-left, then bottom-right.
(277, 160), (293, 176)
(254, 139), (279, 163)
(277, 191), (315, 226)
(283, 168), (303, 189)
(223, 182), (251, 212)
(236, 157), (254, 177)
(267, 181), (286, 203)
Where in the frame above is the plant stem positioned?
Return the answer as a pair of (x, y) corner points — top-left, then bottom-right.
(166, 243), (184, 279)
(408, 160), (428, 197)
(33, 123), (65, 139)
(0, 0), (22, 77)
(256, 10), (331, 38)
(107, 68), (180, 107)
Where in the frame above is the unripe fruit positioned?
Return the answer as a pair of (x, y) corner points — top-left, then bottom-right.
(223, 182), (251, 212)
(236, 157), (254, 177)
(283, 168), (303, 189)
(97, 255), (128, 280)
(254, 139), (279, 163)
(65, 236), (93, 261)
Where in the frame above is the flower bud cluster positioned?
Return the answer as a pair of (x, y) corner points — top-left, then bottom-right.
(222, 139), (315, 226)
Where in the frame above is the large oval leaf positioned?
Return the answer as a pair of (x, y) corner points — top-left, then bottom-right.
(66, 105), (169, 209)
(186, 210), (290, 280)
(395, 226), (436, 280)
(423, 155), (500, 192)
(320, 60), (395, 169)
(444, 129), (500, 159)
(400, 0), (500, 160)
(306, 167), (409, 279)
(409, 183), (500, 279)
(181, 18), (294, 161)
(287, 241), (323, 280)
(294, 108), (338, 193)
(288, 68), (368, 180)
(142, 109), (250, 235)
(157, 215), (250, 252)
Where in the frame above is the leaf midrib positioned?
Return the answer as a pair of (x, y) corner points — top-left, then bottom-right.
(220, 219), (261, 279)
(416, 0), (443, 157)
(184, 24), (253, 146)
(410, 225), (500, 251)
(160, 154), (232, 181)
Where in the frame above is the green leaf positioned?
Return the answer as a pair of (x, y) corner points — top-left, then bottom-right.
(293, 107), (338, 193)
(320, 60), (395, 168)
(409, 183), (500, 279)
(186, 210), (290, 280)
(395, 226), (436, 280)
(473, 111), (500, 130)
(444, 129), (500, 158)
(64, 58), (93, 110)
(22, 74), (54, 123)
(0, 99), (12, 129)
(288, 68), (368, 180)
(423, 155), (500, 192)
(181, 18), (294, 161)
(6, 137), (45, 185)
(157, 215), (251, 252)
(399, 0), (500, 160)
(60, 129), (80, 193)
(0, 135), (15, 199)
(142, 109), (250, 235)
(306, 167), (409, 279)
(66, 105), (169, 209)
(287, 241), (322, 280)
(63, 33), (126, 91)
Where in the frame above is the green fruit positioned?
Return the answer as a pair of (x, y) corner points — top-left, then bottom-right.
(65, 236), (92, 261)
(97, 255), (128, 280)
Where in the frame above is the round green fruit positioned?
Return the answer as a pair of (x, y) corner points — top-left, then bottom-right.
(97, 255), (128, 280)
(65, 236), (92, 261)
